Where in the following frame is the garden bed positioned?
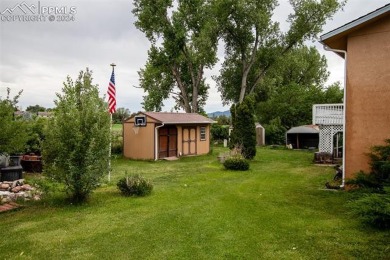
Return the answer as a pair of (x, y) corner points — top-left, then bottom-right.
(0, 179), (41, 204)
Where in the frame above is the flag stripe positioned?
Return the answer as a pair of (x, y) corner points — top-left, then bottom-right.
(107, 70), (116, 114)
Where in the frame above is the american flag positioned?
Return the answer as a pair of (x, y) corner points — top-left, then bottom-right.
(107, 69), (116, 114)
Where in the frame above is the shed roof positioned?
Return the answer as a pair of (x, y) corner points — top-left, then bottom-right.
(320, 4), (390, 58)
(287, 125), (319, 134)
(140, 112), (215, 124)
(255, 122), (264, 129)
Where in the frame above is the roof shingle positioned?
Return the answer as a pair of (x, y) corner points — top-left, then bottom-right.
(142, 112), (215, 124)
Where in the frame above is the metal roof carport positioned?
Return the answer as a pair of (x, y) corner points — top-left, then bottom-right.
(286, 125), (319, 149)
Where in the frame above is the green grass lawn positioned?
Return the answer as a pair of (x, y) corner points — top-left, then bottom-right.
(1, 147), (389, 259)
(111, 123), (122, 132)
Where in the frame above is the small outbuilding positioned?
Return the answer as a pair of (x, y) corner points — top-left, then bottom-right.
(123, 112), (215, 160)
(286, 125), (319, 149)
(255, 123), (265, 146)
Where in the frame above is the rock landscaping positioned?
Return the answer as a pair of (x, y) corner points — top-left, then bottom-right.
(0, 179), (41, 204)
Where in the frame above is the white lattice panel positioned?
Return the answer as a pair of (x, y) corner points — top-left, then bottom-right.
(319, 125), (344, 154)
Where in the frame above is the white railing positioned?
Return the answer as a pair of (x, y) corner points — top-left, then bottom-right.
(312, 104), (344, 125)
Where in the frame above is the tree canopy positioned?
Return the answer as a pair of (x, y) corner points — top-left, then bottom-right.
(133, 0), (345, 133)
(26, 104), (46, 113)
(254, 45), (343, 144)
(112, 107), (131, 124)
(133, 0), (219, 112)
(0, 88), (28, 154)
(256, 46), (343, 128)
(214, 0), (345, 104)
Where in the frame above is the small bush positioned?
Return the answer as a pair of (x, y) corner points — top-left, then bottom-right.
(346, 171), (384, 192)
(111, 141), (123, 155)
(210, 124), (229, 142)
(263, 117), (286, 145)
(325, 180), (342, 190)
(348, 193), (390, 229)
(223, 156), (250, 171)
(111, 132), (123, 155)
(28, 177), (56, 196)
(369, 139), (390, 182)
(117, 174), (153, 197)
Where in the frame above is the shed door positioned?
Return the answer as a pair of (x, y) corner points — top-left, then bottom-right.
(159, 126), (177, 158)
(182, 127), (197, 156)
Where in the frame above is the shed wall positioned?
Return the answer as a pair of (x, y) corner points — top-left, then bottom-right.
(256, 126), (265, 146)
(196, 125), (210, 155)
(176, 125), (210, 156)
(123, 116), (158, 160)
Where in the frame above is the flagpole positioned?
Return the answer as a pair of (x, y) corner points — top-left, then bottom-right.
(109, 112), (112, 182)
(108, 63), (116, 182)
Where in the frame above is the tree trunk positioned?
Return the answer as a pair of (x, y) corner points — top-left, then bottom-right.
(239, 64), (251, 103)
(192, 87), (198, 113)
(191, 66), (204, 113)
(181, 92), (191, 113)
(172, 64), (191, 112)
(239, 76), (247, 104)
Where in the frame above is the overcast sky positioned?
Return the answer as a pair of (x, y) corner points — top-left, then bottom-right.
(0, 0), (389, 113)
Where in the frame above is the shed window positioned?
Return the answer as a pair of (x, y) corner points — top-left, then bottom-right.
(134, 116), (146, 127)
(200, 127), (206, 141)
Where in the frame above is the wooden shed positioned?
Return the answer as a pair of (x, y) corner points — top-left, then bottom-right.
(123, 112), (215, 160)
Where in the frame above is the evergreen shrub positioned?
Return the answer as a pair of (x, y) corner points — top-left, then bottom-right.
(229, 96), (256, 159)
(369, 139), (390, 182)
(347, 139), (390, 229)
(348, 193), (390, 229)
(223, 156), (250, 171)
(346, 171), (384, 192)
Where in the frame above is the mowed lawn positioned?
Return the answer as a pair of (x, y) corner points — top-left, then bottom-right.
(112, 123), (122, 132)
(1, 147), (389, 259)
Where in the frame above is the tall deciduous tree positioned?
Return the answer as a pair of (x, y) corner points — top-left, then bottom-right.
(133, 0), (218, 112)
(255, 46), (344, 144)
(112, 107), (131, 124)
(257, 46), (343, 128)
(214, 0), (345, 104)
(42, 69), (111, 203)
(26, 104), (46, 113)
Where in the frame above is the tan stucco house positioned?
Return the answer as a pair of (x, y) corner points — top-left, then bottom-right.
(123, 112), (215, 160)
(320, 4), (390, 180)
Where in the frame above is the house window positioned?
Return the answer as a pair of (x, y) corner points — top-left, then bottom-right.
(134, 115), (146, 127)
(200, 126), (206, 141)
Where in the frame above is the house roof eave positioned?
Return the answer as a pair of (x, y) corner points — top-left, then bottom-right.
(320, 4), (390, 56)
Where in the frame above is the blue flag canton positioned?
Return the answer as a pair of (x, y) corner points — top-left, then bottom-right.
(110, 71), (115, 85)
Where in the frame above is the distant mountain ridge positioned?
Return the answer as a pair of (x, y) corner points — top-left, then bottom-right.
(207, 110), (231, 118)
